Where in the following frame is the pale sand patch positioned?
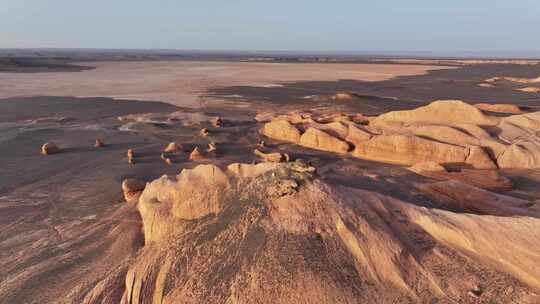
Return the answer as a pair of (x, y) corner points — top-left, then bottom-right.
(0, 61), (453, 107)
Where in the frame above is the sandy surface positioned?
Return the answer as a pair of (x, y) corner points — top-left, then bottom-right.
(0, 61), (451, 107)
(1, 61), (540, 303)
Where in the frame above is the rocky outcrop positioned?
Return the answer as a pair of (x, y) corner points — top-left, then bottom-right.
(353, 135), (469, 166)
(253, 149), (286, 163)
(474, 103), (525, 114)
(345, 123), (372, 144)
(517, 87), (540, 93)
(261, 120), (302, 143)
(94, 139), (105, 148)
(41, 143), (60, 155)
(164, 142), (182, 153)
(372, 100), (499, 126)
(259, 101), (540, 169)
(189, 147), (206, 161)
(300, 127), (350, 153)
(409, 161), (447, 173)
(103, 163), (540, 303)
(121, 178), (145, 202)
(331, 92), (354, 100)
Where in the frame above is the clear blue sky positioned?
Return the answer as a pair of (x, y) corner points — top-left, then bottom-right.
(2, 0), (540, 56)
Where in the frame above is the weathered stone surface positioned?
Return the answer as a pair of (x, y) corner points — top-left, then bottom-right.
(332, 92), (354, 100)
(517, 87), (540, 93)
(122, 178), (145, 202)
(94, 139), (105, 148)
(189, 147), (206, 161)
(474, 103), (524, 114)
(300, 127), (350, 153)
(261, 120), (302, 143)
(373, 100), (499, 126)
(465, 146), (498, 169)
(253, 149), (285, 163)
(41, 143), (60, 155)
(409, 161), (447, 173)
(164, 142), (182, 153)
(345, 123), (373, 144)
(353, 135), (468, 165)
(117, 163), (540, 304)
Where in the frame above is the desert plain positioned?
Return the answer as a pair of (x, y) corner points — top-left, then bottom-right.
(1, 55), (540, 303)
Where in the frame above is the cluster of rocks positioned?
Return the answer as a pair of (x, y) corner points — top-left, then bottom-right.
(260, 100), (540, 169)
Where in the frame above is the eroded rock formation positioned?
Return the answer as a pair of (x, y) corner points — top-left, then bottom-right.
(259, 100), (540, 169)
(84, 162), (540, 303)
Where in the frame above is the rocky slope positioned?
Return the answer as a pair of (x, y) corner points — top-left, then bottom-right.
(79, 161), (540, 303)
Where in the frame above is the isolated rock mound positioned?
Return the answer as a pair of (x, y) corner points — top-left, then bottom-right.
(82, 163), (540, 303)
(41, 142), (61, 155)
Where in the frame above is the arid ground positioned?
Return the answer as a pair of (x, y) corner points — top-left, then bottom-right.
(1, 58), (540, 303)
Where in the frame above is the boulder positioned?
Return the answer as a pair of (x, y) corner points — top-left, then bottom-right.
(211, 116), (223, 127)
(373, 100), (499, 126)
(41, 143), (60, 155)
(299, 127), (350, 154)
(200, 128), (210, 137)
(127, 149), (135, 164)
(189, 147), (206, 161)
(353, 135), (468, 166)
(94, 139), (105, 148)
(122, 178), (146, 202)
(164, 142), (182, 153)
(207, 142), (217, 153)
(332, 92), (354, 101)
(261, 120), (302, 143)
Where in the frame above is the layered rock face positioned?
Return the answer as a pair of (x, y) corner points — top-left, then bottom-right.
(84, 162), (540, 303)
(260, 100), (540, 169)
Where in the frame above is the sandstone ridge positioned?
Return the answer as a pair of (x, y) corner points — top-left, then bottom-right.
(260, 100), (540, 169)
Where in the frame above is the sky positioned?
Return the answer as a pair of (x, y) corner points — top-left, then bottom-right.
(1, 0), (540, 56)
